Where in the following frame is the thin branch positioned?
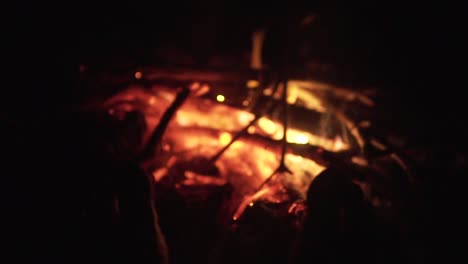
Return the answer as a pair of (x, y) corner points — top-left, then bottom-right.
(138, 87), (191, 163)
(254, 79), (292, 191)
(209, 80), (282, 163)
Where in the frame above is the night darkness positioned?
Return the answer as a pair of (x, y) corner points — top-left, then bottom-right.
(4, 1), (465, 263)
(6, 1), (464, 129)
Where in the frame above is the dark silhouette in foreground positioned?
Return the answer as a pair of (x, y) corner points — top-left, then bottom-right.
(293, 166), (377, 264)
(5, 108), (168, 263)
(63, 111), (169, 264)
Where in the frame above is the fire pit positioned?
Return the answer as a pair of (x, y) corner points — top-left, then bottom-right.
(90, 67), (409, 263)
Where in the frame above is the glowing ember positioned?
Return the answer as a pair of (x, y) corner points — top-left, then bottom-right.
(134, 71), (143, 79)
(219, 132), (232, 145)
(246, 79), (260, 89)
(216, 94), (225, 102)
(102, 79), (365, 221)
(189, 82), (201, 90)
(257, 118), (278, 135)
(255, 117), (349, 151)
(287, 87), (298, 104)
(294, 134), (309, 145)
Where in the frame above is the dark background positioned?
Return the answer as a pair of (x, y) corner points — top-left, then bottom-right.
(5, 0), (464, 139)
(4, 3), (464, 182)
(3, 1), (465, 261)
(5, 0), (465, 197)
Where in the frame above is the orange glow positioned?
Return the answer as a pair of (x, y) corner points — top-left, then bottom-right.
(134, 71), (143, 79)
(162, 144), (171, 151)
(247, 126), (256, 134)
(195, 84), (211, 96)
(153, 167), (168, 182)
(175, 103), (254, 131)
(288, 79), (374, 107)
(288, 201), (306, 215)
(219, 132), (232, 145)
(257, 118), (278, 135)
(233, 188), (270, 221)
(263, 88), (273, 96)
(189, 82), (201, 90)
(292, 134), (309, 144)
(251, 30), (265, 69)
(359, 120), (371, 128)
(216, 94), (225, 102)
(351, 156), (368, 166)
(237, 112), (254, 126)
(246, 80), (260, 89)
(287, 84), (299, 104)
(104, 81), (363, 222)
(333, 136), (345, 150)
(370, 138), (387, 151)
(183, 171), (227, 186)
(255, 117), (349, 151)
(287, 83), (326, 112)
(176, 114), (191, 126)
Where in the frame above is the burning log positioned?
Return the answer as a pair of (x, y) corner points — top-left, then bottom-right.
(102, 78), (365, 223)
(91, 69), (418, 264)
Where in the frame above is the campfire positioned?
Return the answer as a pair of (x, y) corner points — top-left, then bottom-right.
(99, 69), (376, 223)
(87, 66), (414, 263)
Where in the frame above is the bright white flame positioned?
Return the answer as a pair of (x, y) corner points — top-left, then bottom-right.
(216, 94), (225, 102)
(292, 134), (309, 144)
